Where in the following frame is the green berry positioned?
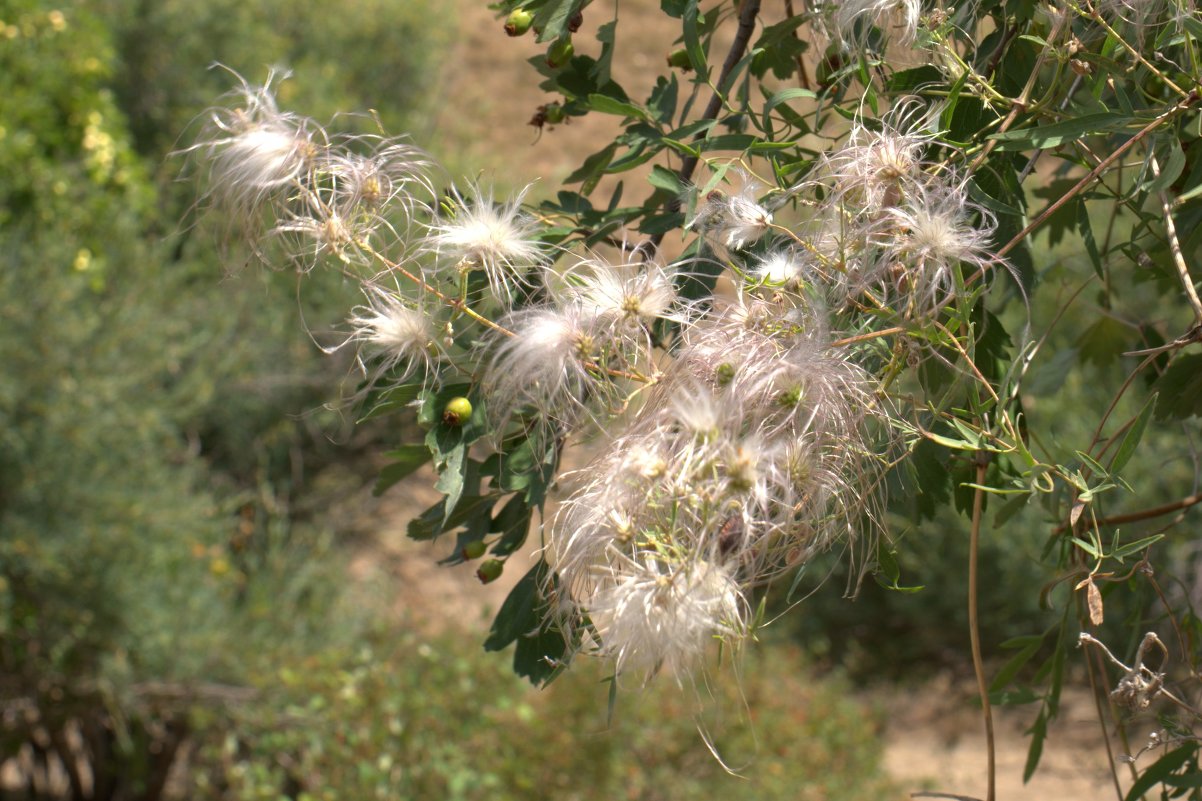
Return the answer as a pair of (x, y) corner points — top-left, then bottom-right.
(477, 559), (504, 584)
(504, 8), (534, 36)
(546, 38), (574, 68)
(462, 540), (487, 560)
(442, 396), (473, 427)
(542, 102), (566, 125)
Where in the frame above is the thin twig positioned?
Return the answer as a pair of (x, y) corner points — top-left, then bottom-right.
(987, 90), (1199, 266)
(1152, 154), (1202, 325)
(641, 0), (763, 258)
(1052, 493), (1202, 534)
(1082, 642), (1130, 799)
(829, 326), (904, 348)
(783, 0), (811, 90)
(967, 12), (1070, 175)
(968, 457), (996, 801)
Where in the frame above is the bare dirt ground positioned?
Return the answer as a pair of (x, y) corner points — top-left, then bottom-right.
(349, 3), (1138, 798)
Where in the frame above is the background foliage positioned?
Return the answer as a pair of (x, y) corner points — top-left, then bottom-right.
(0, 1), (894, 799)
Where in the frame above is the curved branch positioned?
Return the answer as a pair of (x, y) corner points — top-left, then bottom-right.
(640, 0), (762, 258)
(1052, 492), (1202, 535)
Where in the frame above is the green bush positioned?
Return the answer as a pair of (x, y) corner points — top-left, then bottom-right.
(0, 1), (444, 797)
(194, 629), (895, 801)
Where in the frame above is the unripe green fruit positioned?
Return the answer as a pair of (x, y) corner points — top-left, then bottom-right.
(462, 540), (487, 560)
(442, 396), (473, 427)
(542, 102), (566, 125)
(666, 48), (692, 71)
(505, 8), (534, 36)
(477, 559), (504, 583)
(546, 38), (574, 68)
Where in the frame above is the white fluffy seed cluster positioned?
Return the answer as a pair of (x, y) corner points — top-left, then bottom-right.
(552, 295), (884, 682)
(188, 72), (1000, 685)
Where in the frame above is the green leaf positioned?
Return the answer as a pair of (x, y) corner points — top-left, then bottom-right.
(372, 445), (430, 496)
(989, 112), (1135, 150)
(432, 439), (467, 515)
(593, 20), (616, 86)
(1071, 536), (1100, 559)
(647, 164), (687, 195)
(909, 437), (952, 521)
(533, 0), (586, 43)
(1076, 316), (1131, 369)
(1077, 199), (1103, 279)
(1154, 354), (1202, 420)
(886, 65), (943, 92)
(660, 0), (687, 17)
(1023, 709), (1047, 783)
(1146, 137), (1186, 195)
(648, 74), (679, 123)
(993, 492), (1031, 528)
(489, 494), (533, 557)
(1112, 533), (1166, 560)
(1025, 347), (1077, 397)
(484, 560), (571, 685)
(682, 1), (706, 80)
(406, 492), (494, 541)
(1110, 393), (1156, 474)
(749, 17), (807, 80)
(699, 133), (758, 152)
(513, 617), (571, 685)
(587, 93), (650, 120)
(874, 543), (924, 593)
(357, 382), (423, 422)
(1125, 743), (1199, 801)
(565, 142), (618, 194)
(485, 561), (545, 651)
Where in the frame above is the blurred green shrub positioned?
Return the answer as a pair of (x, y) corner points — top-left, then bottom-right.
(0, 0), (444, 797)
(99, 0), (450, 165)
(195, 629), (894, 801)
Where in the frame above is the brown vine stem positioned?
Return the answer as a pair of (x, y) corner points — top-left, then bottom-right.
(1152, 154), (1202, 325)
(828, 326), (903, 348)
(968, 457), (996, 801)
(977, 90), (1200, 277)
(1082, 642), (1132, 799)
(1051, 493), (1202, 534)
(782, 0), (811, 90)
(361, 242), (517, 338)
(640, 0), (762, 258)
(967, 12), (1070, 175)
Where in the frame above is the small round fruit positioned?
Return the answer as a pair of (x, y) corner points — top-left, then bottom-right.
(542, 102), (566, 125)
(462, 540), (487, 560)
(442, 396), (473, 427)
(477, 559), (504, 584)
(546, 38), (574, 68)
(504, 8), (534, 36)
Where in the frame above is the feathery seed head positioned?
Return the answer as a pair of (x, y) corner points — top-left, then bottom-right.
(191, 70), (323, 222)
(877, 177), (996, 312)
(755, 249), (807, 287)
(688, 177), (774, 251)
(816, 0), (923, 50)
(482, 304), (599, 432)
(821, 103), (936, 214)
(565, 256), (680, 327)
(426, 181), (546, 304)
(588, 555), (745, 681)
(347, 283), (439, 382)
